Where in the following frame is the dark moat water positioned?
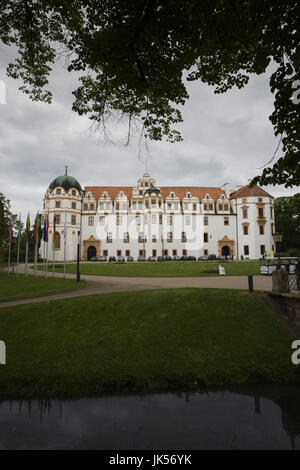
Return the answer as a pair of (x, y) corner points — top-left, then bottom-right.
(0, 384), (299, 450)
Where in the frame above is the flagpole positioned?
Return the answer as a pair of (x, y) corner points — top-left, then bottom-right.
(25, 212), (30, 278)
(45, 212), (49, 279)
(43, 240), (46, 278)
(34, 212), (39, 278)
(53, 243), (55, 278)
(25, 240), (28, 278)
(7, 221), (11, 277)
(16, 214), (21, 278)
(52, 219), (56, 278)
(46, 240), (49, 279)
(64, 210), (67, 279)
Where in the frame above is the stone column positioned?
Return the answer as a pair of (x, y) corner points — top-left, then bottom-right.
(272, 270), (290, 293)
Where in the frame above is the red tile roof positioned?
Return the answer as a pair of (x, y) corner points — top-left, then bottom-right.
(84, 186), (226, 201)
(230, 184), (273, 199)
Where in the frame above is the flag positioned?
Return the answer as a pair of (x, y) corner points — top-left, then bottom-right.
(25, 213), (30, 243)
(46, 214), (49, 242)
(33, 212), (39, 243)
(43, 214), (49, 242)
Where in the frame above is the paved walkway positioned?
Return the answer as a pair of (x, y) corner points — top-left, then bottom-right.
(0, 265), (272, 308)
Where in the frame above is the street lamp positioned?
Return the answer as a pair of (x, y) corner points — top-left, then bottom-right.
(273, 232), (283, 255)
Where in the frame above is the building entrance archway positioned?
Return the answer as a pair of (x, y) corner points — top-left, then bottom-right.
(87, 245), (97, 260)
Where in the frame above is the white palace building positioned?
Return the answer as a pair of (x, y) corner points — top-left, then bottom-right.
(40, 169), (276, 261)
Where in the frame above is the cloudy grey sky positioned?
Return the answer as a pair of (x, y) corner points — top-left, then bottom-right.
(0, 45), (298, 221)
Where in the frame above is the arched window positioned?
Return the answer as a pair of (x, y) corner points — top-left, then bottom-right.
(53, 232), (60, 250)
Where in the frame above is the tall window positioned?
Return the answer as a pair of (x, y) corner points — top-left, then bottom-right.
(185, 215), (191, 225)
(124, 232), (129, 243)
(167, 215), (173, 225)
(218, 204), (223, 211)
(243, 225), (249, 235)
(181, 232), (187, 242)
(138, 232), (146, 243)
(258, 207), (264, 218)
(116, 215), (122, 225)
(244, 245), (249, 256)
(54, 214), (60, 224)
(151, 199), (156, 207)
(55, 201), (60, 208)
(88, 216), (93, 226)
(193, 203), (197, 211)
(152, 235), (157, 242)
(204, 233), (208, 243)
(159, 214), (162, 224)
(209, 203), (213, 211)
(203, 203), (208, 211)
(270, 206), (273, 219)
(243, 208), (248, 219)
(138, 201), (143, 210)
(260, 245), (265, 255)
(204, 216), (208, 226)
(224, 204), (228, 211)
(72, 190), (76, 196)
(167, 232), (173, 242)
(224, 217), (229, 226)
(107, 232), (112, 243)
(72, 202), (76, 209)
(84, 203), (88, 211)
(136, 215), (141, 225)
(56, 188), (61, 195)
(90, 203), (95, 211)
(132, 201), (136, 209)
(100, 216), (105, 225)
(53, 232), (60, 250)
(116, 202), (120, 211)
(152, 214), (156, 224)
(259, 225), (264, 235)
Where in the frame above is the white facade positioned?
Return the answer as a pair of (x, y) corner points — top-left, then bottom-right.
(40, 173), (276, 261)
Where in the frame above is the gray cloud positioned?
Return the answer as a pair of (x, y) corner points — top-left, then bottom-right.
(0, 48), (297, 222)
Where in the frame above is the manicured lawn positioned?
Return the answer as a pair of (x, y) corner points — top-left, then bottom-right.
(0, 288), (298, 399)
(0, 272), (86, 303)
(45, 260), (260, 277)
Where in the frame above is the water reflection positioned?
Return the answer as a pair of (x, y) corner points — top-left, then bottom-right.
(0, 385), (299, 450)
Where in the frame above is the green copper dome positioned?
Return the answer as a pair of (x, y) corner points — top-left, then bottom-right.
(49, 167), (82, 194)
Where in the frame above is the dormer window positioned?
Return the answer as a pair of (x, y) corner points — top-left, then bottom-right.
(72, 190), (76, 196)
(56, 188), (61, 195)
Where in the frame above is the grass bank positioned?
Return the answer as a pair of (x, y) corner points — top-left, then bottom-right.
(44, 260), (260, 277)
(0, 272), (86, 303)
(0, 288), (298, 399)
